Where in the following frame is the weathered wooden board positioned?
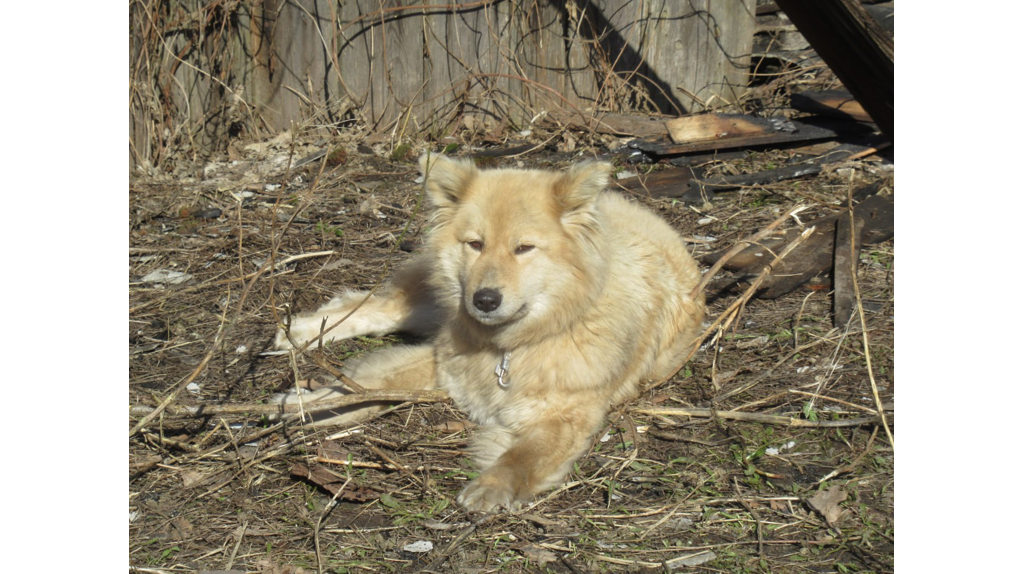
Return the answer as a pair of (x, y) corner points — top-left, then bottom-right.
(130, 0), (759, 167)
(702, 191), (893, 299)
(267, 0), (758, 130)
(616, 166), (704, 198)
(833, 214), (866, 327)
(684, 163), (824, 203)
(681, 142), (882, 202)
(774, 0), (893, 139)
(791, 90), (872, 123)
(666, 150), (750, 168)
(561, 0), (756, 116)
(665, 114), (775, 143)
(630, 116), (873, 157)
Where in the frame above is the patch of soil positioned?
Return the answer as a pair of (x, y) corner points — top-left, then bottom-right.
(130, 133), (893, 573)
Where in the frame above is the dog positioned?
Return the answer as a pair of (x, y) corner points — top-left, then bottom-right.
(275, 154), (705, 512)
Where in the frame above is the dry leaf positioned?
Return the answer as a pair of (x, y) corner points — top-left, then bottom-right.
(520, 513), (560, 528)
(290, 463), (379, 502)
(519, 543), (559, 565)
(807, 485), (848, 525)
(170, 516), (193, 539)
(667, 550), (717, 569)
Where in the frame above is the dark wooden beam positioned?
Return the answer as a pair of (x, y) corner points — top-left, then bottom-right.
(791, 90), (873, 123)
(702, 189), (893, 300)
(630, 116), (871, 157)
(833, 214), (866, 327)
(773, 0), (894, 140)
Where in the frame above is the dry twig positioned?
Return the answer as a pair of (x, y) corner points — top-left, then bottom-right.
(650, 223), (817, 392)
(129, 388), (449, 418)
(631, 407), (882, 428)
(845, 184), (895, 448)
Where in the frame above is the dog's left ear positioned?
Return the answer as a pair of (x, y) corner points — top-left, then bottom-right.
(554, 161), (611, 212)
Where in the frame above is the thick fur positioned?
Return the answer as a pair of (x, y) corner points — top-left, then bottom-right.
(275, 154), (705, 512)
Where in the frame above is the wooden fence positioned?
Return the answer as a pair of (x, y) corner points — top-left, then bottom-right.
(129, 0), (755, 170)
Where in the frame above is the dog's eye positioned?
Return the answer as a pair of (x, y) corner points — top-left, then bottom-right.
(467, 240), (484, 251)
(515, 244), (535, 255)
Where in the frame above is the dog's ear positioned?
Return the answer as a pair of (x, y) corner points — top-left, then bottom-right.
(420, 153), (478, 208)
(554, 161), (610, 216)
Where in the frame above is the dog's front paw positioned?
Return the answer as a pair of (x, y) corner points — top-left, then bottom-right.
(457, 468), (520, 512)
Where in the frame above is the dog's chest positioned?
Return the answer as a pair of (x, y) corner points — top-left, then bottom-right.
(434, 344), (554, 428)
(436, 348), (506, 420)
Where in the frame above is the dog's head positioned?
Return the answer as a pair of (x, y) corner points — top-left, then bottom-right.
(419, 154), (611, 345)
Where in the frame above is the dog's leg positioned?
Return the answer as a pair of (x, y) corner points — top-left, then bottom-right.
(458, 409), (605, 512)
(275, 254), (439, 350)
(272, 343), (437, 426)
(274, 290), (415, 349)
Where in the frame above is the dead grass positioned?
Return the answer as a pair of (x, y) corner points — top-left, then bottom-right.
(129, 129), (893, 573)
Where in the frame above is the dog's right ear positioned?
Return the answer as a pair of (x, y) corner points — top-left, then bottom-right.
(419, 153), (478, 208)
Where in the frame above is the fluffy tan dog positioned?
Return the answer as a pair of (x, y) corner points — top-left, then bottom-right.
(275, 155), (704, 512)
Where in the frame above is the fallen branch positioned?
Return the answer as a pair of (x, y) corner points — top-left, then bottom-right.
(129, 308), (228, 436)
(632, 407), (883, 428)
(314, 457), (457, 473)
(129, 389), (449, 418)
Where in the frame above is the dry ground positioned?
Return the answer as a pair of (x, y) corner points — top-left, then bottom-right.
(129, 134), (894, 573)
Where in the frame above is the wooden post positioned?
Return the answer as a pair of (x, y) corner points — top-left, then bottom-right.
(773, 0), (893, 140)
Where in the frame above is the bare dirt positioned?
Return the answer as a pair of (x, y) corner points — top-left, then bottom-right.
(129, 134), (894, 573)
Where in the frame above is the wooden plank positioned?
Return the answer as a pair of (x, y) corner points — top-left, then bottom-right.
(384, 1), (426, 120)
(701, 191), (893, 299)
(750, 224), (836, 299)
(422, 2), (457, 134)
(592, 0), (756, 114)
(369, 0), (424, 129)
(338, 0), (375, 124)
(631, 116), (872, 157)
(615, 166), (704, 198)
(516, 1), (564, 113)
(791, 90), (872, 123)
(261, 0), (336, 130)
(663, 0), (756, 111)
(666, 113), (778, 143)
(773, 0), (893, 139)
(681, 142), (881, 202)
(564, 0), (601, 110)
(684, 163), (823, 203)
(832, 213), (866, 327)
(457, 1), (498, 112)
(858, 189), (894, 244)
(335, 0), (428, 130)
(667, 150), (749, 167)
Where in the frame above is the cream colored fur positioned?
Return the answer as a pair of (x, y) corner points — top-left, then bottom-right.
(274, 154), (705, 512)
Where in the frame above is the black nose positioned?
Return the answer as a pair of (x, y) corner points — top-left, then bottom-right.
(473, 288), (502, 313)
